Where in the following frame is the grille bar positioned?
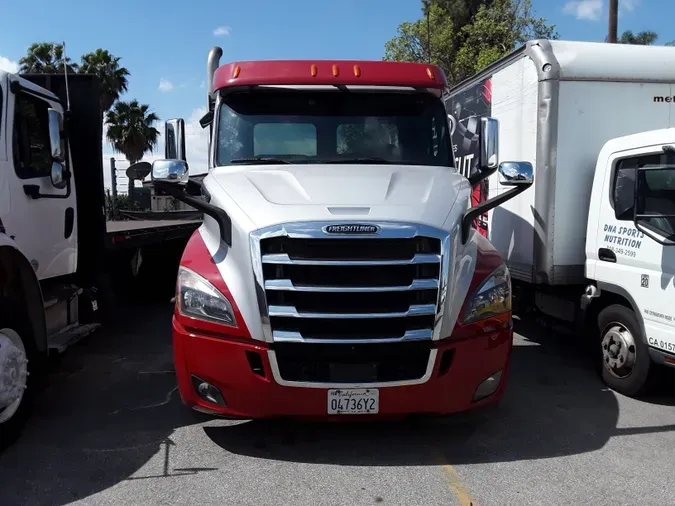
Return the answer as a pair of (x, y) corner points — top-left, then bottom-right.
(272, 329), (433, 344)
(268, 304), (437, 319)
(264, 278), (440, 292)
(262, 253), (441, 266)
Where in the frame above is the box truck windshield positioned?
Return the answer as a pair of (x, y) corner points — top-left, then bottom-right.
(215, 90), (454, 167)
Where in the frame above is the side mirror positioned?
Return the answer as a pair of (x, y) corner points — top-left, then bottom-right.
(478, 117), (499, 173)
(461, 158), (534, 244)
(498, 161), (534, 186)
(47, 108), (65, 162)
(50, 162), (67, 190)
(152, 159), (189, 186)
(468, 117), (499, 186)
(165, 118), (186, 161)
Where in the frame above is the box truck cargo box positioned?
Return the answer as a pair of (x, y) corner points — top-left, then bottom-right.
(446, 39), (675, 286)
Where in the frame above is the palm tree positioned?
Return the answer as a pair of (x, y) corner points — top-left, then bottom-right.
(79, 49), (130, 121)
(19, 42), (79, 73)
(105, 100), (161, 164)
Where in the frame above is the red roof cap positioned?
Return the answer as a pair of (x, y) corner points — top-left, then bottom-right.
(213, 60), (447, 91)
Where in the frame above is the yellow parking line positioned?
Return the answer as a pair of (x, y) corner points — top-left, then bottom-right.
(441, 463), (476, 506)
(432, 449), (477, 506)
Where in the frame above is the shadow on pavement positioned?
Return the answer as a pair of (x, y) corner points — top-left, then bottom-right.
(1, 304), (674, 505)
(0, 301), (210, 506)
(203, 317), (675, 466)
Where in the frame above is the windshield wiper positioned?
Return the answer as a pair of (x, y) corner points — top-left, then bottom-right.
(230, 157), (290, 164)
(322, 157), (393, 164)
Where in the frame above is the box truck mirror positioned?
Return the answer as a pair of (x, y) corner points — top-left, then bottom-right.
(469, 117), (499, 186)
(47, 108), (65, 163)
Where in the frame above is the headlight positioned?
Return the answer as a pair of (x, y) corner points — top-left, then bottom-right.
(177, 266), (237, 327)
(462, 264), (511, 324)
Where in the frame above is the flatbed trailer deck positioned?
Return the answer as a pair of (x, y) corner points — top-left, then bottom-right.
(105, 219), (201, 250)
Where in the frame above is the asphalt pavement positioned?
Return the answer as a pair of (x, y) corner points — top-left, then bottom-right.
(1, 303), (674, 506)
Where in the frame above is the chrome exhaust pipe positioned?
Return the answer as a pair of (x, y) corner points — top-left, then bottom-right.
(207, 46), (223, 108)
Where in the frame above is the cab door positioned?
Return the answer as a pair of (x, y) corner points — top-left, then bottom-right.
(592, 144), (675, 356)
(4, 78), (78, 281)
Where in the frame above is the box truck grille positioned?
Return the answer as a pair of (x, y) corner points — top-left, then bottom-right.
(252, 222), (447, 385)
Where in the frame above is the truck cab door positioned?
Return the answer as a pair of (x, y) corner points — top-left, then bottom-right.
(4, 78), (78, 281)
(590, 144), (675, 356)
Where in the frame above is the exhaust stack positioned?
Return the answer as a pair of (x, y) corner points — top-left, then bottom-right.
(207, 46), (223, 109)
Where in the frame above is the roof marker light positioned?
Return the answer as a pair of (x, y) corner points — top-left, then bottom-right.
(310, 64), (318, 77)
(426, 67), (435, 80)
(233, 66), (241, 78)
(332, 64), (339, 77)
(353, 65), (361, 77)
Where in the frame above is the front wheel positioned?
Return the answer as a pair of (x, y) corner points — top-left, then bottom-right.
(0, 300), (36, 452)
(597, 304), (656, 397)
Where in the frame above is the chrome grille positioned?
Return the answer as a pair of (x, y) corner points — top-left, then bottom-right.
(251, 222), (448, 345)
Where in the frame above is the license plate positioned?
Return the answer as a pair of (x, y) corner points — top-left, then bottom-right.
(327, 388), (379, 415)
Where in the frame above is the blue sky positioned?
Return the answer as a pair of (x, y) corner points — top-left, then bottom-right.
(1, 0), (673, 187)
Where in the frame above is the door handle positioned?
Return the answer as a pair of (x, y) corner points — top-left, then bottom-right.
(598, 248), (616, 263)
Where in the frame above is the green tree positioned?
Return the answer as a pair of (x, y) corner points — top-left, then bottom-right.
(618, 30), (658, 45)
(78, 49), (130, 122)
(454, 0), (557, 79)
(105, 100), (160, 164)
(384, 0), (557, 85)
(19, 42), (79, 73)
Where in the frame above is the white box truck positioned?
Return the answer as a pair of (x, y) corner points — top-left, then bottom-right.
(445, 39), (675, 397)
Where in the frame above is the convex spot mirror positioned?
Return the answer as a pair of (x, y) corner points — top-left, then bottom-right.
(151, 159), (189, 186)
(50, 162), (67, 190)
(498, 161), (534, 186)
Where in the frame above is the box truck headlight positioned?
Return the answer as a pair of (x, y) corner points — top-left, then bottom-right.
(462, 265), (511, 324)
(177, 266), (237, 327)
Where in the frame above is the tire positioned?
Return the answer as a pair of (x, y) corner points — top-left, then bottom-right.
(597, 304), (656, 397)
(0, 298), (38, 452)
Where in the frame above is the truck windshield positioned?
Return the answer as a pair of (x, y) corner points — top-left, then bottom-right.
(216, 90), (454, 168)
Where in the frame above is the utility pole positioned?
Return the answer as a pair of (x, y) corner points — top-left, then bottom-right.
(110, 157), (119, 220)
(608, 0), (618, 43)
(423, 0), (431, 63)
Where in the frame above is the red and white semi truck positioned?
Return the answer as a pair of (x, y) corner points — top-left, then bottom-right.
(151, 48), (534, 418)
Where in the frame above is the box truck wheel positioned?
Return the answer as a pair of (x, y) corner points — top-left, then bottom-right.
(0, 299), (36, 452)
(597, 304), (655, 397)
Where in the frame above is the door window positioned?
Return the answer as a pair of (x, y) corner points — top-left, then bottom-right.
(612, 151), (675, 239)
(12, 91), (52, 179)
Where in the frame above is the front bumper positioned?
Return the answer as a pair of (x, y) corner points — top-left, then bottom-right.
(172, 316), (513, 419)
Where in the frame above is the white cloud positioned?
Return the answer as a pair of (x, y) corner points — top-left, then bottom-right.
(563, 0), (640, 21)
(563, 0), (602, 20)
(213, 26), (231, 37)
(620, 0), (640, 12)
(102, 107), (210, 192)
(158, 78), (174, 92)
(0, 56), (19, 73)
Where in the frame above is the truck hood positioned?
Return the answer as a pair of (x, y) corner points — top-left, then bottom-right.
(207, 164), (469, 230)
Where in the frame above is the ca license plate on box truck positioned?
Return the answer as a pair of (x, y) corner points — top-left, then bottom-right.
(327, 389), (379, 414)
